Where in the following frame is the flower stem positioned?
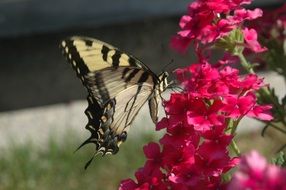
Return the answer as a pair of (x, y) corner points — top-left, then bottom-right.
(230, 139), (241, 156)
(237, 53), (254, 74)
(230, 119), (240, 135)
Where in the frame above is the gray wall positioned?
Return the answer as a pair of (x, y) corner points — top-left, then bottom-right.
(0, 0), (281, 38)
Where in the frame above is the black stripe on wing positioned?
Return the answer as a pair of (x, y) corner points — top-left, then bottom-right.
(92, 72), (110, 104)
(61, 40), (90, 81)
(101, 44), (109, 62)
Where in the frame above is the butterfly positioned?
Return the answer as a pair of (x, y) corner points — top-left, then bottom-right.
(60, 36), (169, 167)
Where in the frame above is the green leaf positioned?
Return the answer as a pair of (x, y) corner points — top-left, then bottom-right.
(272, 151), (286, 167)
(215, 29), (244, 55)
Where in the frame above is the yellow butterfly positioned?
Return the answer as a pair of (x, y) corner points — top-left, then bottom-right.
(60, 36), (169, 168)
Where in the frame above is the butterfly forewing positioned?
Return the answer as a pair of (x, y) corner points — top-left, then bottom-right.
(60, 36), (146, 77)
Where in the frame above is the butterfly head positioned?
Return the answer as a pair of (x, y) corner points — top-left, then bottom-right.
(158, 71), (169, 92)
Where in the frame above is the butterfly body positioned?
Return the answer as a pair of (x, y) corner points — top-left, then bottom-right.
(60, 36), (168, 158)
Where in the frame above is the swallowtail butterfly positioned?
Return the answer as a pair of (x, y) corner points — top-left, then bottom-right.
(60, 36), (169, 168)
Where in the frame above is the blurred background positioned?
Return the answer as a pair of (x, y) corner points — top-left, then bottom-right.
(0, 0), (285, 189)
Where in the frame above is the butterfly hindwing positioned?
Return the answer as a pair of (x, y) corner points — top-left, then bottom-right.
(82, 84), (154, 156)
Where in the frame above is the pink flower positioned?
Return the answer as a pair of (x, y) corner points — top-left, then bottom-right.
(239, 74), (265, 91)
(164, 93), (190, 115)
(119, 179), (138, 190)
(196, 142), (239, 176)
(222, 92), (257, 119)
(187, 99), (225, 132)
(232, 0), (251, 6)
(170, 35), (192, 53)
(156, 93), (191, 132)
(169, 163), (227, 189)
(159, 123), (200, 148)
(227, 151), (286, 190)
(168, 164), (204, 188)
(119, 165), (167, 190)
(243, 28), (267, 53)
(247, 105), (273, 121)
(231, 8), (263, 23)
(162, 144), (195, 170)
(222, 92), (273, 121)
(143, 142), (162, 170)
(171, 0), (263, 53)
(176, 63), (224, 98)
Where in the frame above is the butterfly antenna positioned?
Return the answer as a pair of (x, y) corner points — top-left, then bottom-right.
(175, 85), (184, 92)
(167, 82), (184, 93)
(162, 59), (174, 72)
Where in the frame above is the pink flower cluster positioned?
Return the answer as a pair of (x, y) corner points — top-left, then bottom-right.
(171, 0), (266, 53)
(119, 61), (272, 190)
(227, 151), (286, 190)
(118, 0), (277, 189)
(176, 62), (273, 121)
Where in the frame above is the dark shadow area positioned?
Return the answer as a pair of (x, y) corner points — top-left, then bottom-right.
(0, 16), (196, 111)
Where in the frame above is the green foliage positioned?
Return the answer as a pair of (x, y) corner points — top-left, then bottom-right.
(216, 29), (244, 55)
(0, 132), (159, 190)
(272, 151), (286, 168)
(263, 39), (286, 78)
